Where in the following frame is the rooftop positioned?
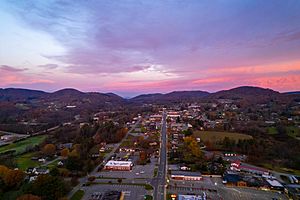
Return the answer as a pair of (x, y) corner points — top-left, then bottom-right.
(105, 160), (133, 167)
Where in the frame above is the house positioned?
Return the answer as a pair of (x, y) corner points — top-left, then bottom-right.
(29, 176), (37, 182)
(104, 160), (133, 171)
(170, 171), (202, 181)
(26, 167), (35, 174)
(57, 161), (64, 166)
(38, 158), (46, 163)
(32, 168), (49, 175)
(180, 166), (191, 171)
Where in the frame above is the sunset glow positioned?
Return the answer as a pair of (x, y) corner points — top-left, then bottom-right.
(1, 0), (300, 96)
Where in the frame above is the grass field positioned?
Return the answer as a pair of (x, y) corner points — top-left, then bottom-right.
(16, 152), (40, 170)
(0, 135), (46, 154)
(193, 131), (253, 142)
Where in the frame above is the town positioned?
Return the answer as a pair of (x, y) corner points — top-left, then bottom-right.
(1, 1), (300, 199)
(0, 86), (299, 200)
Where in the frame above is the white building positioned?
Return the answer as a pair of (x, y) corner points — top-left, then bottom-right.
(104, 160), (133, 171)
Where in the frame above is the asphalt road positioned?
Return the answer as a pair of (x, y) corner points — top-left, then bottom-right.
(153, 111), (167, 200)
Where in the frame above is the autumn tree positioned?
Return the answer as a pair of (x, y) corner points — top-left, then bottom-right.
(0, 165), (9, 178)
(17, 194), (41, 200)
(60, 148), (69, 158)
(182, 136), (203, 163)
(42, 144), (56, 156)
(4, 169), (25, 188)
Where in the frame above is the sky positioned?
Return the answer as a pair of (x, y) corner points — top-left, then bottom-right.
(0, 0), (300, 97)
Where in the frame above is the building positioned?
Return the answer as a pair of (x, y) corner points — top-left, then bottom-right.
(104, 160), (133, 171)
(170, 171), (202, 181)
(266, 179), (284, 191)
(178, 194), (206, 200)
(223, 173), (247, 187)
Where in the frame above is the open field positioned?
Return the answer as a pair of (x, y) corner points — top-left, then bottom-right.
(193, 131), (253, 142)
(16, 152), (40, 170)
(0, 135), (46, 154)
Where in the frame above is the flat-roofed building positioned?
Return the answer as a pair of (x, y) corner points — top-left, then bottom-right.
(104, 160), (133, 171)
(170, 171), (202, 181)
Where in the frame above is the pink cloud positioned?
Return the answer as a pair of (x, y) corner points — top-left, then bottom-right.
(0, 66), (54, 87)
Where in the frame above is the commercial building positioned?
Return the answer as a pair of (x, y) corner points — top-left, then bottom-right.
(170, 171), (202, 181)
(104, 160), (133, 171)
(178, 194), (206, 200)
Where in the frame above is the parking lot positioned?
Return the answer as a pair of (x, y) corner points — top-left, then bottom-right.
(168, 177), (288, 200)
(97, 164), (155, 179)
(82, 184), (148, 200)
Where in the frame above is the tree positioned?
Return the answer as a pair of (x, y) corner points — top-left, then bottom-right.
(17, 194), (41, 200)
(4, 169), (25, 188)
(50, 167), (60, 177)
(42, 144), (56, 156)
(60, 148), (69, 158)
(29, 175), (70, 200)
(182, 137), (203, 163)
(68, 149), (79, 158)
(0, 165), (9, 178)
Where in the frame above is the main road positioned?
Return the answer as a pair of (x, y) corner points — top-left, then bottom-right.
(153, 111), (167, 200)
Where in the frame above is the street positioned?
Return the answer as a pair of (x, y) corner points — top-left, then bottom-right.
(153, 111), (167, 200)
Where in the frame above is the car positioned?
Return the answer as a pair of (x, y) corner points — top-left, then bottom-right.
(140, 171), (145, 174)
(135, 172), (140, 175)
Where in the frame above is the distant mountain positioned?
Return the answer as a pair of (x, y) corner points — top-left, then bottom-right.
(207, 86), (280, 99)
(284, 91), (300, 95)
(0, 88), (47, 101)
(1, 86), (297, 105)
(131, 91), (209, 103)
(204, 86), (287, 106)
(131, 93), (163, 101)
(0, 88), (124, 105)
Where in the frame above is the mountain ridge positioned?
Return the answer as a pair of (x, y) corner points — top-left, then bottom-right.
(0, 86), (298, 103)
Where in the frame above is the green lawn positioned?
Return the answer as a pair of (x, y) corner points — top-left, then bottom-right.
(267, 127), (278, 135)
(70, 190), (85, 200)
(286, 126), (300, 138)
(0, 135), (46, 154)
(193, 131), (253, 142)
(16, 152), (40, 170)
(46, 159), (60, 170)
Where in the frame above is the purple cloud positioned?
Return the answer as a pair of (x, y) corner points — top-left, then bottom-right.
(0, 65), (27, 72)
(38, 63), (59, 69)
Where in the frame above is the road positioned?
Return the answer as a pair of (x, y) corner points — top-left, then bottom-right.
(153, 111), (167, 200)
